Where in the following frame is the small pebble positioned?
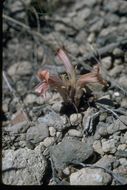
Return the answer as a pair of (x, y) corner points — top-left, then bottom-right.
(117, 144), (127, 151)
(63, 167), (70, 176)
(68, 129), (82, 137)
(43, 137), (55, 147)
(113, 48), (124, 57)
(49, 127), (56, 137)
(70, 113), (82, 125)
(102, 56), (112, 70)
(113, 92), (120, 97)
(119, 158), (127, 166)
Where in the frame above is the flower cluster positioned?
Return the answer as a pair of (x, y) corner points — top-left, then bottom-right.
(35, 48), (107, 107)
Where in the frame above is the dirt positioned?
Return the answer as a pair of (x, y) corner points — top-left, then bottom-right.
(2, 0), (127, 186)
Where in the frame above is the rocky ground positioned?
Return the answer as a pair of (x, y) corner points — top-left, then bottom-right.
(2, 0), (127, 185)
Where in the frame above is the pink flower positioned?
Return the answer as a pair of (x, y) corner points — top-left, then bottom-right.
(35, 48), (107, 106)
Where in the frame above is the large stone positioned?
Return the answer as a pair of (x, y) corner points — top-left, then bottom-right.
(26, 124), (49, 145)
(49, 137), (93, 170)
(2, 147), (47, 185)
(70, 168), (112, 185)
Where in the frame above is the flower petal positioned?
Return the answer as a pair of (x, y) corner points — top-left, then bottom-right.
(78, 64), (107, 86)
(35, 82), (49, 97)
(37, 70), (49, 82)
(56, 48), (74, 76)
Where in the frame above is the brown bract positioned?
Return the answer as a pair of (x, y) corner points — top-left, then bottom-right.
(35, 48), (107, 106)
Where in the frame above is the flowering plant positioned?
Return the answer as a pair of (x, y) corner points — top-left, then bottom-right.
(35, 48), (107, 107)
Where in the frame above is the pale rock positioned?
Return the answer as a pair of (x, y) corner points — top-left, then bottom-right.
(63, 167), (70, 176)
(8, 61), (32, 77)
(94, 155), (116, 170)
(113, 48), (124, 57)
(117, 144), (127, 151)
(101, 56), (112, 70)
(109, 65), (123, 77)
(24, 94), (37, 104)
(68, 129), (82, 137)
(49, 127), (56, 137)
(36, 46), (44, 61)
(2, 147), (47, 185)
(119, 158), (127, 166)
(93, 140), (103, 155)
(43, 137), (55, 147)
(101, 139), (117, 153)
(118, 76), (127, 89)
(70, 113), (82, 126)
(70, 168), (111, 185)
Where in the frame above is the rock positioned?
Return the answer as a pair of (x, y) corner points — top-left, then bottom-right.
(113, 166), (127, 184)
(93, 140), (103, 155)
(52, 102), (62, 112)
(119, 158), (127, 166)
(124, 132), (127, 144)
(104, 0), (127, 14)
(115, 150), (127, 158)
(75, 30), (87, 43)
(24, 94), (38, 104)
(68, 129), (82, 137)
(49, 127), (56, 137)
(113, 92), (120, 97)
(77, 8), (91, 20)
(63, 167), (70, 176)
(121, 98), (127, 108)
(26, 124), (49, 145)
(72, 16), (85, 30)
(113, 48), (124, 57)
(104, 0), (119, 13)
(101, 138), (117, 154)
(101, 56), (112, 70)
(117, 144), (127, 151)
(4, 121), (29, 134)
(56, 131), (62, 138)
(98, 127), (108, 137)
(87, 32), (95, 43)
(70, 113), (82, 126)
(99, 26), (117, 37)
(70, 168), (112, 185)
(38, 111), (68, 131)
(118, 76), (127, 89)
(104, 13), (119, 25)
(49, 137), (93, 170)
(99, 112), (108, 122)
(107, 116), (127, 135)
(114, 59), (122, 65)
(94, 155), (116, 170)
(43, 137), (55, 147)
(8, 61), (32, 77)
(36, 46), (44, 61)
(10, 1), (23, 12)
(109, 65), (124, 77)
(74, 0), (96, 10)
(90, 19), (104, 32)
(2, 147), (47, 185)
